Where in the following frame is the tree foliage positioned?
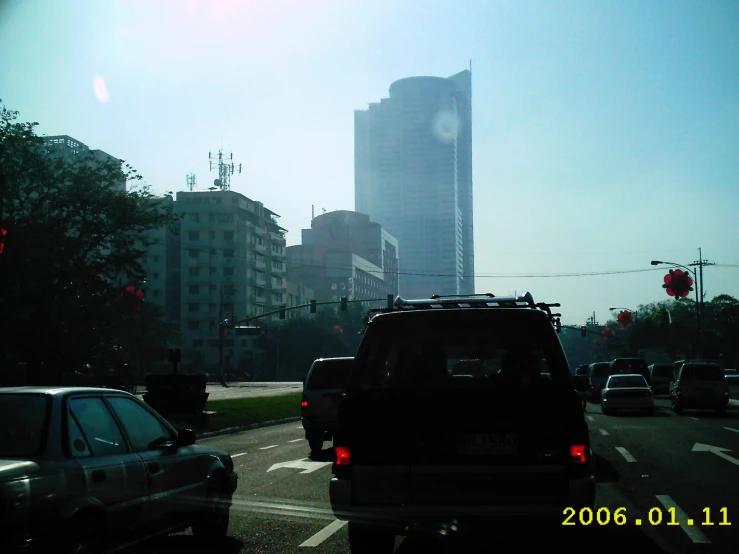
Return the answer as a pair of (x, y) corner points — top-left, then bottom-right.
(0, 102), (180, 383)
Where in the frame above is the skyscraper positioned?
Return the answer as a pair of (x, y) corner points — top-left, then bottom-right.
(355, 70), (474, 299)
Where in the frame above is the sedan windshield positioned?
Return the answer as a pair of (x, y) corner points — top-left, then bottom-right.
(608, 376), (647, 388)
(0, 394), (51, 457)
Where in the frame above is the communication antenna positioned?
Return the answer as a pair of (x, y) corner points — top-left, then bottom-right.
(186, 173), (197, 191)
(208, 149), (242, 191)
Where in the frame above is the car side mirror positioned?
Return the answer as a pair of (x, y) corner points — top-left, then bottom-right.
(175, 429), (196, 447)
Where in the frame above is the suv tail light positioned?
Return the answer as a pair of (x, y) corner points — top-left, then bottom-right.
(570, 444), (587, 463)
(335, 446), (351, 466)
(725, 390), (729, 397)
(301, 401), (308, 407)
(676, 389), (682, 396)
(591, 385), (595, 390)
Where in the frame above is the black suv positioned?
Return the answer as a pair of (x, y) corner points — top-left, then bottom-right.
(330, 293), (595, 552)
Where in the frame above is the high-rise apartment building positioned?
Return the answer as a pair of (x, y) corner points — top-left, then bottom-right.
(286, 210), (399, 304)
(141, 190), (290, 373)
(42, 135), (126, 191)
(355, 70), (474, 298)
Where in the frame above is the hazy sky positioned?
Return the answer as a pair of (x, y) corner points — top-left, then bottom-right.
(1, 0), (737, 326)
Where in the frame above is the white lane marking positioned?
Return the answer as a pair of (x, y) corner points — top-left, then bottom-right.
(299, 519), (347, 547)
(655, 494), (711, 543)
(268, 458), (332, 474)
(297, 426), (304, 429)
(231, 453), (247, 458)
(586, 415), (595, 422)
(616, 446), (637, 462)
(260, 445), (279, 450)
(689, 417), (699, 420)
(724, 427), (739, 433)
(289, 438), (304, 443)
(599, 429), (609, 436)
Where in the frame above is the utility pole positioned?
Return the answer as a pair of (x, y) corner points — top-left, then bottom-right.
(689, 247), (715, 357)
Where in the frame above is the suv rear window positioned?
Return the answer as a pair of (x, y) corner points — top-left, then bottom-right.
(353, 319), (568, 390)
(307, 359), (353, 389)
(681, 364), (724, 381)
(651, 365), (674, 378)
(591, 365), (611, 379)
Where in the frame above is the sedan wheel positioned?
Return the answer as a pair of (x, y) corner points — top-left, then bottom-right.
(67, 512), (103, 554)
(192, 484), (230, 540)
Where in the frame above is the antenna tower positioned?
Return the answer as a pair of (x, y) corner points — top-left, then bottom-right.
(186, 173), (197, 191)
(208, 149), (242, 191)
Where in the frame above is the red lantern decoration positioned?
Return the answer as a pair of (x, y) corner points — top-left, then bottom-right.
(617, 310), (634, 327)
(0, 227), (7, 254)
(333, 325), (343, 334)
(601, 327), (616, 340)
(120, 285), (144, 313)
(593, 339), (602, 350)
(663, 269), (693, 298)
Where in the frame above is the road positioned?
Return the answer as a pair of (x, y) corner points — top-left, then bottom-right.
(136, 382), (303, 401)
(138, 396), (739, 553)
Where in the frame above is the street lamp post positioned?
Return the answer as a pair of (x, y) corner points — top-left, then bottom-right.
(651, 259), (701, 356)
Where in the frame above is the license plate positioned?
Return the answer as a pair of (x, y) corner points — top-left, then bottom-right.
(457, 433), (518, 455)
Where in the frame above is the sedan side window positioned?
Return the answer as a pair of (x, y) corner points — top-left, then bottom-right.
(106, 396), (173, 452)
(69, 397), (128, 457)
(68, 412), (91, 457)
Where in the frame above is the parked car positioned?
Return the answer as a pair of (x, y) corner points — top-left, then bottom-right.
(601, 374), (654, 415)
(670, 362), (729, 415)
(649, 363), (675, 396)
(302, 357), (354, 452)
(330, 293), (594, 552)
(0, 387), (238, 553)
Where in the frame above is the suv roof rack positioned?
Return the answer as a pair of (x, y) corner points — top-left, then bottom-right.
(368, 292), (561, 321)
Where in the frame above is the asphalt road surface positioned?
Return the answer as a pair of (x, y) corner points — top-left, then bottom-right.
(135, 396), (739, 554)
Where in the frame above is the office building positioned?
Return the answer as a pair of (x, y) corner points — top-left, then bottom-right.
(355, 70), (474, 298)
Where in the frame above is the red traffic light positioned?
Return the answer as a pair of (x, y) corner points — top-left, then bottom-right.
(580, 325), (587, 337)
(555, 318), (562, 333)
(663, 269), (693, 298)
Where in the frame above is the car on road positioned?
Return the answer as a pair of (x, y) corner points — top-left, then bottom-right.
(649, 363), (675, 396)
(601, 374), (654, 415)
(610, 357), (651, 386)
(330, 293), (595, 553)
(587, 362), (611, 402)
(301, 357), (354, 453)
(670, 362), (729, 415)
(0, 387), (238, 553)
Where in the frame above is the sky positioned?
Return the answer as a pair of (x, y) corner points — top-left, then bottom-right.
(1, 0), (737, 326)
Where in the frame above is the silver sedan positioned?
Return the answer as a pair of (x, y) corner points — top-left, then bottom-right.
(601, 374), (654, 415)
(0, 386), (238, 553)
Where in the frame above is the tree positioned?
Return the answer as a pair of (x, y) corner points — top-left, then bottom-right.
(0, 101), (180, 383)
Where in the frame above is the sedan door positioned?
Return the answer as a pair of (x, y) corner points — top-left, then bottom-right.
(104, 395), (206, 529)
(67, 396), (150, 538)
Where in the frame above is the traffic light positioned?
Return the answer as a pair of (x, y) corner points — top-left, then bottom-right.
(580, 325), (587, 337)
(279, 307), (286, 319)
(340, 297), (348, 311)
(387, 293), (394, 309)
(555, 318), (562, 334)
(310, 299), (316, 313)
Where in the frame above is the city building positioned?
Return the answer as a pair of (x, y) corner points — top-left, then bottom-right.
(286, 210), (399, 305)
(141, 190), (290, 372)
(286, 281), (316, 320)
(354, 70), (474, 298)
(42, 135), (126, 191)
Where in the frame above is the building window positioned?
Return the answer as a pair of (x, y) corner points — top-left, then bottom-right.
(188, 231), (199, 241)
(188, 321), (199, 330)
(188, 303), (199, 312)
(224, 266), (235, 276)
(189, 285), (199, 294)
(193, 339), (203, 347)
(152, 272), (160, 279)
(189, 249), (199, 258)
(223, 230), (234, 241)
(189, 267), (199, 276)
(189, 213), (200, 222)
(224, 249), (234, 258)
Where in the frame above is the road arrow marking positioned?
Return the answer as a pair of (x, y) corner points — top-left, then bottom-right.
(692, 443), (739, 467)
(268, 458), (332, 474)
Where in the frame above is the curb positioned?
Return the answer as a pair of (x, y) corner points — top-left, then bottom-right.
(197, 416), (302, 439)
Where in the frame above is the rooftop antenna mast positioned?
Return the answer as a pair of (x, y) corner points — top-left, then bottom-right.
(208, 149), (242, 191)
(186, 173), (197, 192)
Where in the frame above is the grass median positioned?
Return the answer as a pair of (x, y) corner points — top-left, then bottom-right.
(167, 392), (302, 434)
